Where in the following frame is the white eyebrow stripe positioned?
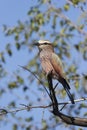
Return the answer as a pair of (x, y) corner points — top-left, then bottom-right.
(38, 40), (51, 44)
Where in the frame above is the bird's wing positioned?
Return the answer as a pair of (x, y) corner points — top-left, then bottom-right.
(50, 53), (64, 77)
(50, 53), (74, 103)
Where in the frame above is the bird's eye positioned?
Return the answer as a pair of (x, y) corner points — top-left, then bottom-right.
(45, 42), (48, 45)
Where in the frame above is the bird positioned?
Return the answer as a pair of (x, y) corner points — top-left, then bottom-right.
(33, 40), (75, 104)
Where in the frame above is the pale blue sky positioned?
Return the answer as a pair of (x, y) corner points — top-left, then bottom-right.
(0, 0), (87, 130)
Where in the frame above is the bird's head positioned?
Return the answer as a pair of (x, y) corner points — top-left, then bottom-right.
(33, 40), (53, 50)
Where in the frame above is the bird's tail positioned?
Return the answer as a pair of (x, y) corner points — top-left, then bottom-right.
(60, 78), (75, 104)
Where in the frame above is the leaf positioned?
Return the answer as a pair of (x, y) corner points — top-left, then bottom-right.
(69, 26), (75, 31)
(25, 33), (29, 40)
(25, 117), (33, 122)
(16, 43), (20, 50)
(23, 86), (28, 92)
(72, 0), (80, 5)
(0, 52), (5, 63)
(42, 120), (47, 129)
(84, 112), (87, 117)
(75, 81), (79, 90)
(6, 43), (12, 56)
(7, 49), (12, 56)
(15, 34), (19, 41)
(8, 82), (18, 89)
(3, 24), (7, 31)
(17, 76), (24, 84)
(0, 89), (5, 96)
(74, 45), (79, 51)
(9, 101), (16, 107)
(13, 124), (18, 130)
(28, 59), (36, 67)
(64, 4), (70, 11)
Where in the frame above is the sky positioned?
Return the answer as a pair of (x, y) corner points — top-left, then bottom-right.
(0, 1), (34, 130)
(0, 0), (87, 130)
(0, 0), (32, 72)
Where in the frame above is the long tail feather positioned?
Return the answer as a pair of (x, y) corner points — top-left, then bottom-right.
(60, 78), (75, 104)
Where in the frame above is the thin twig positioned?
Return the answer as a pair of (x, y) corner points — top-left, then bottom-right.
(49, 7), (87, 36)
(19, 65), (50, 98)
(58, 97), (87, 105)
(59, 104), (67, 111)
(0, 97), (87, 116)
(54, 82), (59, 90)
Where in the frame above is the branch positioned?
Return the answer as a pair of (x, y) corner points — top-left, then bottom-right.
(58, 97), (87, 105)
(47, 71), (87, 127)
(0, 97), (87, 127)
(19, 65), (51, 98)
(0, 105), (51, 116)
(19, 65), (87, 127)
(54, 111), (87, 127)
(48, 7), (87, 36)
(0, 97), (87, 116)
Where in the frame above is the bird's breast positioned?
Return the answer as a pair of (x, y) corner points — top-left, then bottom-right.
(39, 53), (59, 79)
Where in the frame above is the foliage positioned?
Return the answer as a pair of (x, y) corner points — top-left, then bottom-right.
(0, 0), (87, 130)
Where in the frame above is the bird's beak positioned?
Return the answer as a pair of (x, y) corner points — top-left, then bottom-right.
(32, 42), (39, 46)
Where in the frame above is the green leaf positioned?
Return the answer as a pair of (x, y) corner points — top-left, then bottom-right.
(25, 33), (29, 40)
(64, 4), (70, 11)
(69, 26), (75, 31)
(84, 112), (87, 117)
(9, 101), (16, 107)
(72, 0), (80, 5)
(13, 124), (18, 130)
(7, 49), (12, 56)
(8, 82), (18, 89)
(15, 34), (19, 41)
(0, 52), (5, 63)
(25, 117), (33, 122)
(17, 76), (24, 84)
(75, 81), (79, 90)
(16, 43), (20, 50)
(42, 120), (47, 129)
(6, 43), (12, 56)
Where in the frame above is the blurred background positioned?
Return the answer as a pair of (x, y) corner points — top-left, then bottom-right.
(0, 0), (87, 130)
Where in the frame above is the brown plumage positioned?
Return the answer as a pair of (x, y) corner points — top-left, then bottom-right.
(33, 40), (74, 104)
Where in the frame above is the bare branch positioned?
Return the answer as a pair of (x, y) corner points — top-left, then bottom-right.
(0, 96), (87, 127)
(19, 65), (50, 98)
(47, 72), (87, 127)
(54, 111), (87, 127)
(18, 65), (87, 127)
(58, 97), (87, 105)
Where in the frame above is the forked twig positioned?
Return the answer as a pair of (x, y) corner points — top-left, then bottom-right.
(46, 71), (87, 127)
(17, 65), (87, 126)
